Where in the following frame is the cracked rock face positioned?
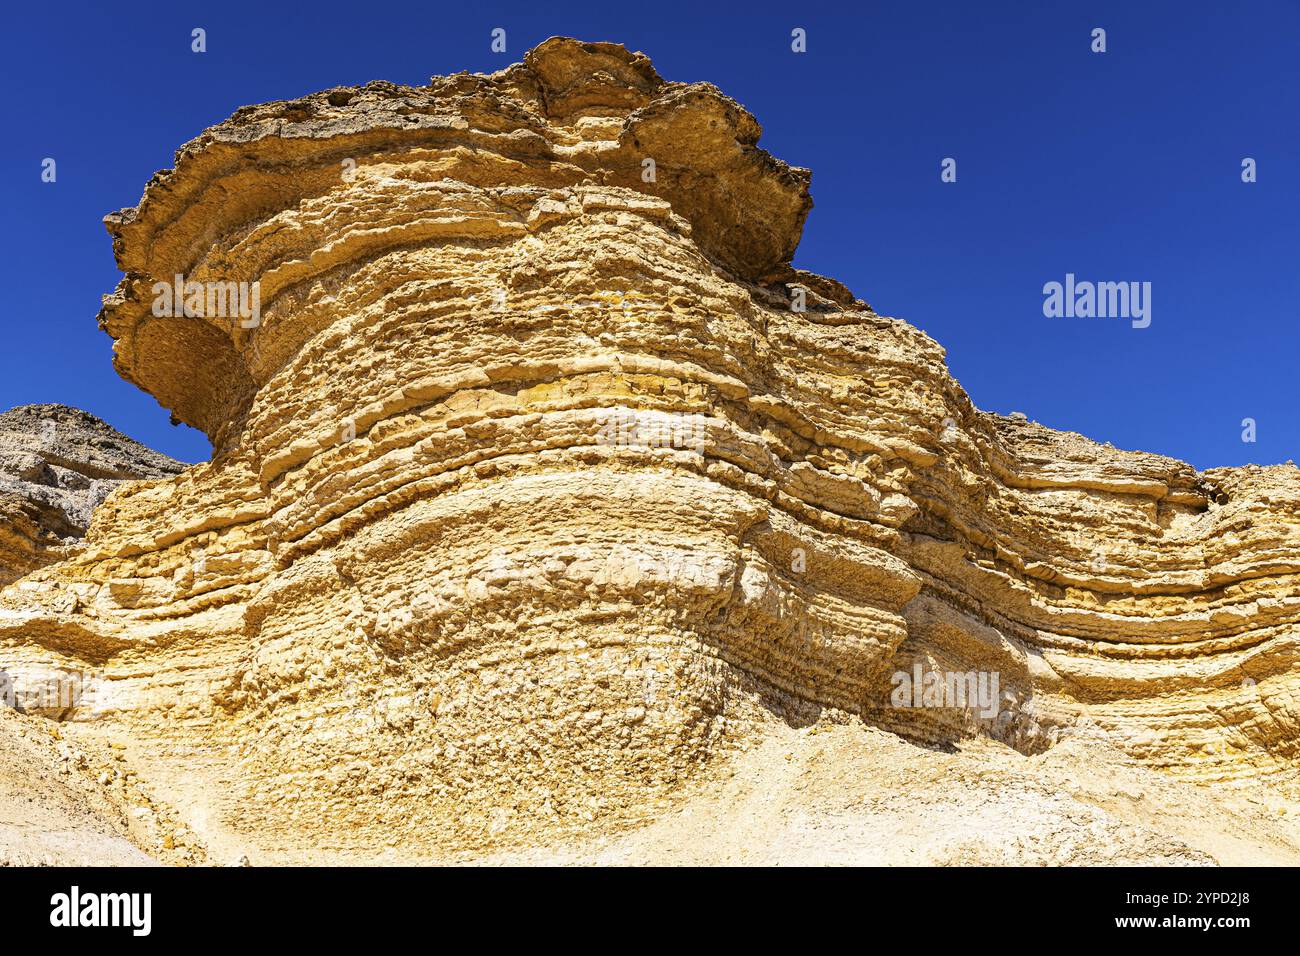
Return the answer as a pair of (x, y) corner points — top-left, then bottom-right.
(2, 38), (1298, 860)
(0, 404), (182, 585)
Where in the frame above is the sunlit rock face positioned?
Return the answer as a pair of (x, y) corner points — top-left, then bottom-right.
(2, 38), (1297, 859)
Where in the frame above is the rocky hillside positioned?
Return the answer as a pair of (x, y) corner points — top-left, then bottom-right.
(1, 38), (1297, 864)
(0, 404), (182, 584)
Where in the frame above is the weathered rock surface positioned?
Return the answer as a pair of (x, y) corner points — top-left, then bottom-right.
(2, 38), (1298, 864)
(0, 404), (182, 585)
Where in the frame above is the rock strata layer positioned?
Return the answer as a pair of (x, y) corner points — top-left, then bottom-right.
(2, 38), (1297, 862)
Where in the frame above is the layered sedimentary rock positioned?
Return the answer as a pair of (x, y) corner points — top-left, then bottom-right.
(1, 38), (1297, 862)
(0, 405), (182, 585)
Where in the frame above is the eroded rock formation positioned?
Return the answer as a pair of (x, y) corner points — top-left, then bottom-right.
(2, 38), (1297, 863)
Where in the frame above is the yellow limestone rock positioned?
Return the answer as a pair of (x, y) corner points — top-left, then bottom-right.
(2, 38), (1298, 864)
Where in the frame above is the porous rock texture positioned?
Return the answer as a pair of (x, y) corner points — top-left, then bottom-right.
(2, 38), (1299, 865)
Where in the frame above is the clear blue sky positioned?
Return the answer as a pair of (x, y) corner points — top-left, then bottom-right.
(4, 1), (1296, 467)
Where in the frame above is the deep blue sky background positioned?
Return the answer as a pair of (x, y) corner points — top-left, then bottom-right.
(4, 1), (1296, 467)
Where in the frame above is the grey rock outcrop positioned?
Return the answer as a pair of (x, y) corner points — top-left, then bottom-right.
(0, 404), (183, 583)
